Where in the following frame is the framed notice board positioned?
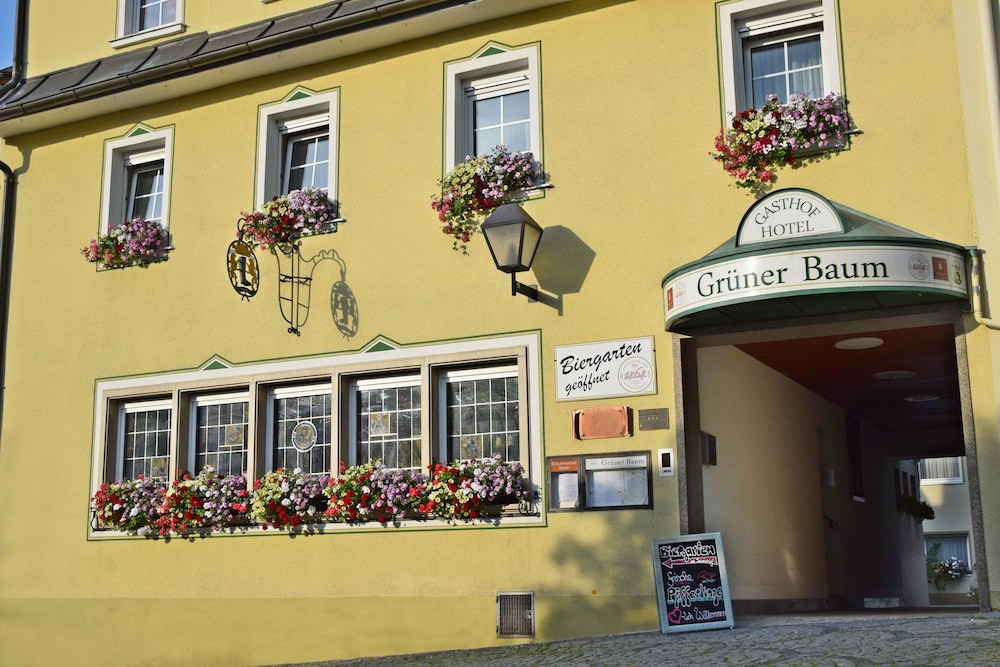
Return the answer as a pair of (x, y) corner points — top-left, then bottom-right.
(547, 451), (652, 512)
(651, 532), (734, 634)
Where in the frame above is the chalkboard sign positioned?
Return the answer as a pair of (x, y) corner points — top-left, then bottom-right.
(651, 532), (734, 634)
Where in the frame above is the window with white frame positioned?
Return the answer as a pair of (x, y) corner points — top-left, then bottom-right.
(268, 385), (332, 475)
(190, 393), (249, 476)
(90, 334), (542, 532)
(101, 126), (173, 233)
(257, 90), (338, 204)
(925, 533), (971, 566)
(718, 0), (841, 114)
(441, 365), (520, 462)
(117, 399), (172, 480)
(444, 44), (541, 171)
(114, 0), (184, 46)
(349, 376), (422, 469)
(919, 456), (964, 485)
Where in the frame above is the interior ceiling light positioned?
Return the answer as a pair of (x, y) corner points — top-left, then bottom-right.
(904, 394), (940, 403)
(873, 370), (915, 380)
(834, 337), (884, 350)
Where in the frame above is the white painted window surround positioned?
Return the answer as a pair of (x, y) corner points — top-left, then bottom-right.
(112, 0), (185, 48)
(100, 126), (173, 233)
(718, 0), (841, 115)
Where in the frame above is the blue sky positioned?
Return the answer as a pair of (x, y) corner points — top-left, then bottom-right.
(0, 0), (15, 70)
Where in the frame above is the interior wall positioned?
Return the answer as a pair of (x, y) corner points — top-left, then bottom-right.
(697, 345), (839, 601)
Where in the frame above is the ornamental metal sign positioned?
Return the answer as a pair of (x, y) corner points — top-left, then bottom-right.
(555, 337), (657, 401)
(227, 240), (259, 299)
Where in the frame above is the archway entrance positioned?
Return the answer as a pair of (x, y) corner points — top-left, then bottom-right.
(663, 190), (984, 612)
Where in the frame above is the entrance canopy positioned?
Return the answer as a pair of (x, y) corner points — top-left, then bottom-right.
(662, 189), (970, 332)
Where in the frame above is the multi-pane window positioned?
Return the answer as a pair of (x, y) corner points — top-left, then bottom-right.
(467, 78), (531, 156)
(118, 400), (172, 480)
(351, 377), (422, 469)
(126, 151), (165, 223)
(442, 366), (519, 462)
(745, 31), (823, 107)
(257, 92), (338, 203)
(133, 0), (177, 33)
(269, 386), (332, 475)
(101, 126), (172, 233)
(919, 456), (964, 484)
(719, 0), (841, 114)
(191, 394), (249, 476)
(445, 44), (541, 171)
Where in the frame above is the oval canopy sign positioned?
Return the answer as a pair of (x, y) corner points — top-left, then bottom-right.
(737, 188), (842, 246)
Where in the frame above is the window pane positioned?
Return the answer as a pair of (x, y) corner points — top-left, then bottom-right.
(925, 534), (970, 564)
(355, 382), (421, 469)
(445, 371), (520, 462)
(474, 97), (502, 127)
(504, 90), (530, 122)
(195, 399), (249, 476)
(919, 456), (964, 482)
(128, 163), (164, 223)
(474, 91), (531, 156)
(137, 0), (175, 31)
(474, 127), (502, 157)
(122, 405), (171, 479)
(787, 35), (822, 70)
(284, 132), (329, 193)
(750, 42), (785, 78)
(789, 67), (823, 101)
(749, 33), (823, 106)
(272, 389), (332, 474)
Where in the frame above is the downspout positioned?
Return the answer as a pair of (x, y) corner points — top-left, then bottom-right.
(976, 0), (1000, 332)
(0, 0), (28, 433)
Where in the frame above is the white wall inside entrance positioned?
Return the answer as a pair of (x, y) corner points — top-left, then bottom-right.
(698, 345), (836, 601)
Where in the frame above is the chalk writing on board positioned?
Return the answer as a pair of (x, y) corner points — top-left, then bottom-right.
(651, 533), (734, 634)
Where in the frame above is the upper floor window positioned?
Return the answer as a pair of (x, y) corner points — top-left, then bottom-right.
(718, 0), (841, 115)
(101, 125), (173, 234)
(257, 89), (339, 204)
(919, 456), (964, 485)
(114, 0), (184, 47)
(445, 43), (541, 172)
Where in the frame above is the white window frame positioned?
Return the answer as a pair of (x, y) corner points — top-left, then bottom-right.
(257, 91), (339, 205)
(188, 391), (251, 476)
(925, 533), (972, 567)
(438, 364), (522, 463)
(100, 127), (173, 234)
(718, 0), (841, 115)
(90, 334), (542, 535)
(265, 384), (333, 474)
(444, 44), (541, 172)
(347, 374), (423, 469)
(112, 0), (185, 48)
(919, 456), (965, 485)
(116, 398), (173, 481)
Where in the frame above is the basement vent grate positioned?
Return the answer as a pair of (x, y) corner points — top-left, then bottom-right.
(497, 591), (535, 638)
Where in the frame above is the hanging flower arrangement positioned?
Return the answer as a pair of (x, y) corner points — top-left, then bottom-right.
(711, 93), (853, 190)
(431, 145), (538, 252)
(237, 187), (339, 250)
(250, 468), (330, 529)
(81, 216), (169, 269)
(324, 460), (428, 524)
(154, 469), (251, 535)
(424, 455), (530, 521)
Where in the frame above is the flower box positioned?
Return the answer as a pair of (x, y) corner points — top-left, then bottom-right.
(431, 146), (540, 252)
(712, 93), (853, 190)
(238, 187), (340, 250)
(81, 217), (170, 269)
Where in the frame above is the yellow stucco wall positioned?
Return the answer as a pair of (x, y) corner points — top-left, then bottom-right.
(3, 0), (1000, 664)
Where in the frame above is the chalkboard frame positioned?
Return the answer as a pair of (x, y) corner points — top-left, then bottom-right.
(650, 532), (735, 634)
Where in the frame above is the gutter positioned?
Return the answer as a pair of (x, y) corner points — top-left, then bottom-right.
(0, 0), (27, 436)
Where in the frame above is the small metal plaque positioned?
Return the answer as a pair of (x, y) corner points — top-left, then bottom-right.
(638, 408), (669, 431)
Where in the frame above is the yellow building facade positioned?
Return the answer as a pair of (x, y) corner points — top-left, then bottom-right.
(1, 0), (999, 664)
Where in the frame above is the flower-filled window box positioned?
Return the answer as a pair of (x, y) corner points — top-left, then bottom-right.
(91, 456), (532, 536)
(81, 216), (170, 269)
(238, 187), (340, 250)
(712, 93), (853, 190)
(431, 145), (539, 252)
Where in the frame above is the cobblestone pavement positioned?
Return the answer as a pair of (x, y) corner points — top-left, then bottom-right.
(279, 610), (1000, 667)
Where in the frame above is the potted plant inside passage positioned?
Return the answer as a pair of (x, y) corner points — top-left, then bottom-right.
(926, 543), (973, 590)
(237, 187), (340, 250)
(431, 145), (540, 252)
(81, 216), (170, 269)
(711, 92), (853, 190)
(899, 493), (935, 521)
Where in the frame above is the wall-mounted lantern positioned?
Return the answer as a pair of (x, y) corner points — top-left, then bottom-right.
(481, 203), (543, 300)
